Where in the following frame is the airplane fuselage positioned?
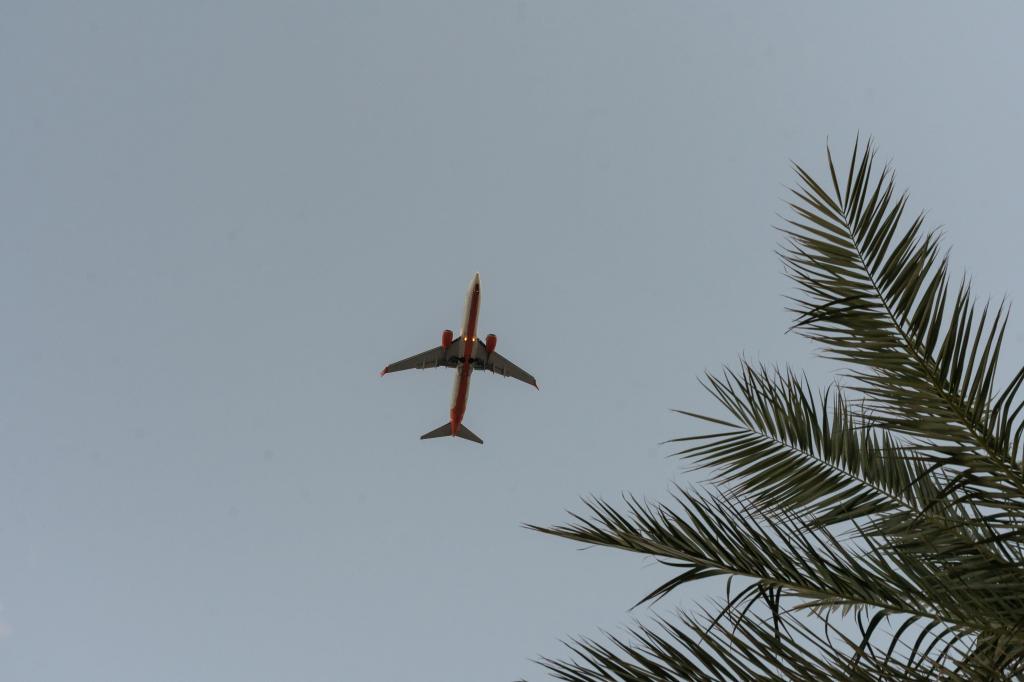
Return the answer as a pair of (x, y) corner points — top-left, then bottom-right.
(450, 273), (481, 434)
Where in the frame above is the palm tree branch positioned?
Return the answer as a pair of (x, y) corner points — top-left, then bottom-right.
(782, 139), (1024, 507)
(669, 362), (957, 531)
(529, 492), (1024, 641)
(540, 601), (955, 681)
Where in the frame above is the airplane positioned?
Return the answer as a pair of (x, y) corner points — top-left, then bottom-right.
(380, 273), (538, 444)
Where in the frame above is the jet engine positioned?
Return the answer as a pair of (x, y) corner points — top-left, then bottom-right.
(441, 329), (454, 349)
(485, 334), (497, 353)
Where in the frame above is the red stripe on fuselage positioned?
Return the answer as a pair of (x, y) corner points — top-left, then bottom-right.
(450, 282), (480, 434)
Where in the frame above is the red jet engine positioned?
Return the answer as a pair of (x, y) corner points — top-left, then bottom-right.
(441, 329), (454, 349)
(485, 334), (497, 353)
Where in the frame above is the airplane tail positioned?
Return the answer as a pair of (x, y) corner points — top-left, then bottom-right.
(420, 421), (484, 444)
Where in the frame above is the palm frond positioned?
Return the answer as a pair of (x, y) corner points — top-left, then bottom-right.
(669, 362), (940, 529)
(532, 489), (1024, 677)
(671, 360), (1024, 568)
(781, 138), (1024, 509)
(539, 604), (951, 682)
(531, 491), (967, 627)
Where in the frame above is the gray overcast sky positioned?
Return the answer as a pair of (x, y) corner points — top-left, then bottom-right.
(2, 2), (1024, 680)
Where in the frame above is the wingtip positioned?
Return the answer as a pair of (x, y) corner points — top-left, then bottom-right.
(379, 368), (388, 377)
(533, 381), (540, 391)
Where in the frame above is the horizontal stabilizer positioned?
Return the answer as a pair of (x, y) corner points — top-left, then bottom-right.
(455, 423), (483, 444)
(419, 421), (483, 444)
(420, 423), (453, 440)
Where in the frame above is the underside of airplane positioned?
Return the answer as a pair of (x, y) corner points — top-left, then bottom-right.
(380, 273), (537, 444)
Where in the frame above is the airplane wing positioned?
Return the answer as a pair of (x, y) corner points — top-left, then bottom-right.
(380, 341), (461, 375)
(474, 346), (538, 389)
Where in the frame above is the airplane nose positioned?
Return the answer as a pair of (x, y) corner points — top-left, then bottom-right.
(472, 272), (480, 289)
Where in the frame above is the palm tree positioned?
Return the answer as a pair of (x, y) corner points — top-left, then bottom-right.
(531, 140), (1024, 680)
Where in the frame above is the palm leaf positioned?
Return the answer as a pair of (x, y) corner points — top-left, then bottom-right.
(533, 140), (1024, 680)
(782, 138), (1024, 509)
(669, 362), (940, 529)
